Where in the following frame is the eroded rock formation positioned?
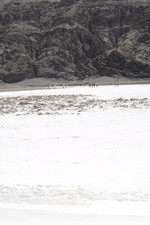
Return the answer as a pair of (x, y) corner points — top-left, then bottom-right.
(0, 0), (149, 83)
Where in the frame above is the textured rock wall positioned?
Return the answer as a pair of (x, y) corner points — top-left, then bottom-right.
(0, 0), (150, 83)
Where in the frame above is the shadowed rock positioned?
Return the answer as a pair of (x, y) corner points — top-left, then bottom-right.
(0, 0), (150, 83)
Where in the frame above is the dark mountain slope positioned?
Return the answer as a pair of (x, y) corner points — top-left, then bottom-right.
(0, 0), (149, 83)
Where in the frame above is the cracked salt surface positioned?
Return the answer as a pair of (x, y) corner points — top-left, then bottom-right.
(0, 95), (150, 115)
(0, 85), (150, 224)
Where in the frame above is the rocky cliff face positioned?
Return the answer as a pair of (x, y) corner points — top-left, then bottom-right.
(0, 0), (149, 83)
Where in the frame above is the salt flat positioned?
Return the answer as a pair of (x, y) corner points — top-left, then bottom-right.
(0, 85), (150, 224)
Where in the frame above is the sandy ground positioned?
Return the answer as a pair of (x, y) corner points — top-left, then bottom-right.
(0, 76), (150, 92)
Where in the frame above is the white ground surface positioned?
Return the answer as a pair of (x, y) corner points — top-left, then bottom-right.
(0, 84), (150, 224)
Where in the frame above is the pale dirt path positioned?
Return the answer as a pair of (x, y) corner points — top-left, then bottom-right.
(0, 76), (150, 92)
